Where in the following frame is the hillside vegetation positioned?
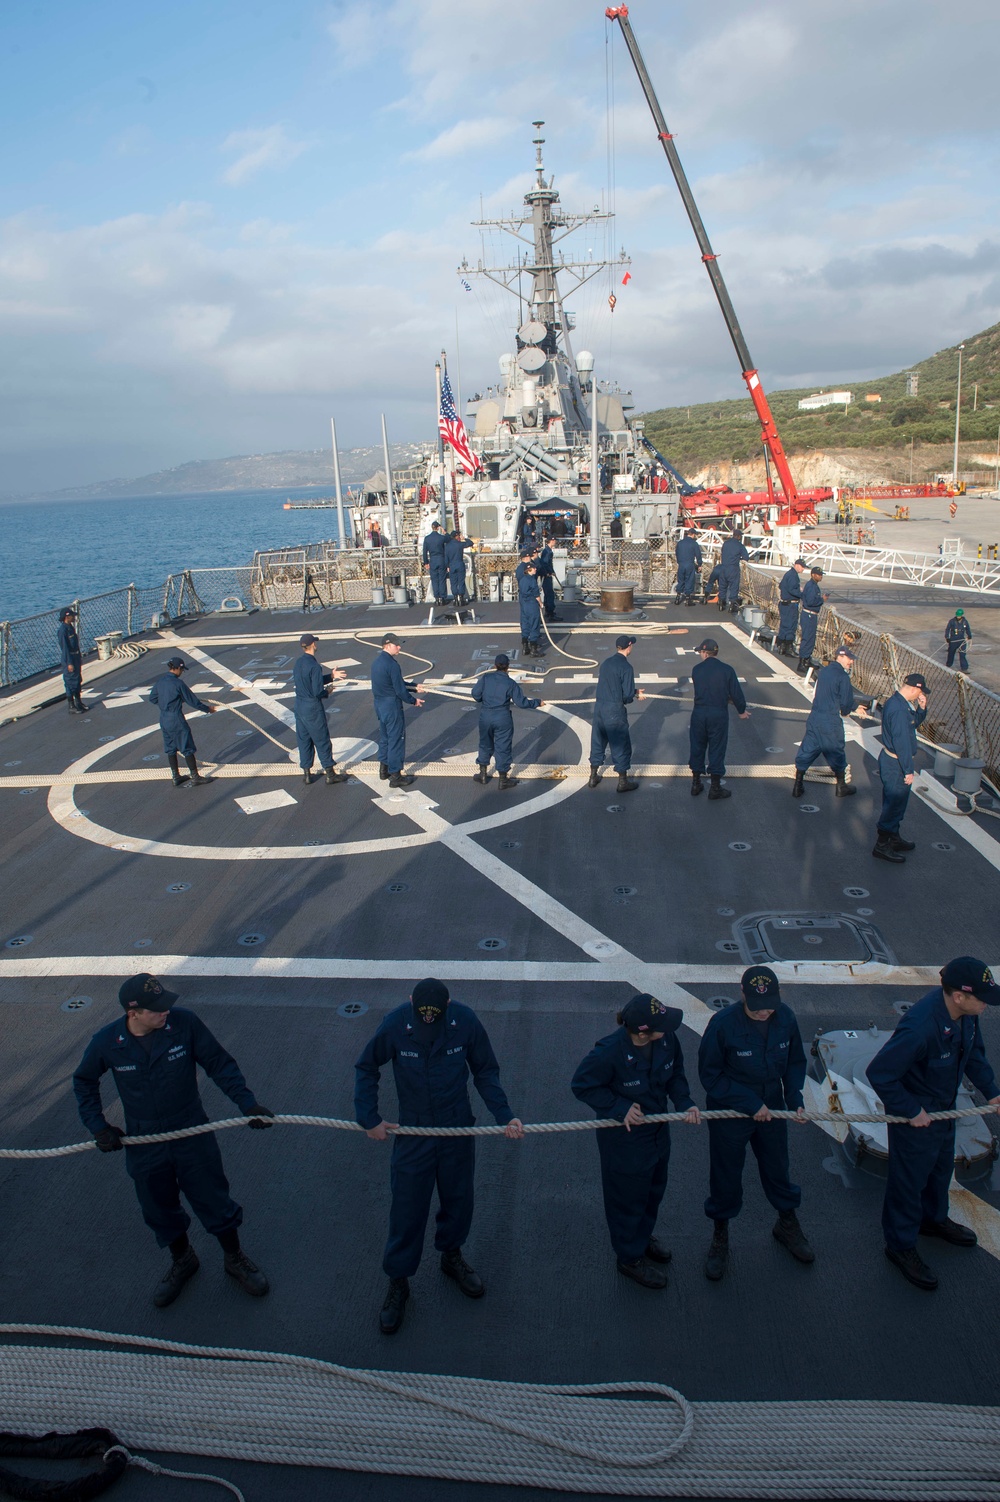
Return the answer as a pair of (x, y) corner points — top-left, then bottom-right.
(641, 321), (1000, 477)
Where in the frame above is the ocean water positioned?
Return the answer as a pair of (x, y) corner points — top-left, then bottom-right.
(0, 488), (350, 623)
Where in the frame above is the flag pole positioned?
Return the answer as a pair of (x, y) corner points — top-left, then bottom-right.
(380, 412), (398, 546)
(590, 362), (600, 566)
(330, 416), (347, 551)
(436, 355), (448, 532)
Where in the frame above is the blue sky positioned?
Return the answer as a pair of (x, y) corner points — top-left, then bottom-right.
(2, 0), (1000, 494)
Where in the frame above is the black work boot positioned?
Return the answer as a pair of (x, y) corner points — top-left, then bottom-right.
(521, 637), (530, 656)
(302, 769), (313, 785)
(324, 766), (348, 784)
(73, 694), (89, 713)
(380, 1276), (409, 1334)
(617, 772), (639, 793)
(729, 601), (740, 613)
(796, 657), (809, 674)
(168, 754), (189, 788)
(707, 775), (731, 800)
(473, 763), (490, 785)
(617, 1255), (668, 1289)
(686, 594), (696, 608)
(920, 1217), (976, 1247)
(673, 594), (682, 606)
(645, 1236), (672, 1265)
(704, 1220), (729, 1282)
(388, 772), (415, 788)
(379, 762), (389, 781)
(885, 1245), (937, 1291)
(890, 832), (915, 852)
(224, 1249), (269, 1297)
(67, 691), (80, 714)
(498, 772), (519, 790)
(588, 766), (602, 789)
(873, 833), (905, 863)
(773, 1210), (815, 1264)
(185, 755), (212, 786)
(441, 1248), (485, 1298)
(691, 772), (704, 797)
(834, 772), (856, 798)
(791, 769), (805, 798)
(152, 1246), (200, 1308)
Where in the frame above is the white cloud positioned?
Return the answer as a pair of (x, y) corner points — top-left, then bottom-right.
(220, 125), (310, 186)
(407, 117), (514, 161)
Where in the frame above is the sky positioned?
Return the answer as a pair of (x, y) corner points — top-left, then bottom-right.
(2, 0), (1000, 495)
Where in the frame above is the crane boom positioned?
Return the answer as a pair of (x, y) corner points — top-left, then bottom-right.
(605, 5), (804, 521)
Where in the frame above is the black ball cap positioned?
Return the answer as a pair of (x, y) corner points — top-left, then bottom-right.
(620, 993), (682, 1035)
(903, 673), (928, 691)
(58, 606), (76, 620)
(166, 657), (186, 671)
(941, 956), (998, 1004)
(119, 973), (179, 1012)
(494, 653), (510, 669)
(299, 633), (319, 647)
(381, 633), (405, 646)
(741, 966), (780, 1008)
(615, 634), (636, 649)
(697, 638), (719, 653)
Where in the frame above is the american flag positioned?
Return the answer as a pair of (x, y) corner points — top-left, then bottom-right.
(439, 370), (480, 475)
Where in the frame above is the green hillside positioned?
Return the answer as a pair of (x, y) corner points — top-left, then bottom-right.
(641, 322), (1000, 472)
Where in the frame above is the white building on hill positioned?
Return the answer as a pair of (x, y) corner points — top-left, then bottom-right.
(797, 391), (853, 411)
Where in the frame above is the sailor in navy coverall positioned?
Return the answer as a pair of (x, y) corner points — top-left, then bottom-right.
(472, 653), (542, 787)
(867, 957), (1000, 1290)
(149, 657), (217, 787)
(445, 530), (474, 603)
(57, 606), (88, 713)
(775, 559), (806, 654)
(796, 567), (828, 668)
(572, 993), (700, 1289)
(536, 539), (560, 620)
(675, 529), (703, 604)
(589, 636), (646, 789)
(73, 973), (273, 1307)
(371, 634), (424, 786)
(688, 638), (749, 799)
(792, 647), (866, 798)
(355, 979), (523, 1334)
(872, 672), (928, 862)
(698, 966), (813, 1279)
(944, 609), (972, 671)
(422, 522), (448, 602)
(517, 563), (544, 656)
(293, 632), (348, 785)
(719, 532), (749, 610)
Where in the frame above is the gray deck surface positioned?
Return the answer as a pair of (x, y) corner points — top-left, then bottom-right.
(2, 598), (999, 1501)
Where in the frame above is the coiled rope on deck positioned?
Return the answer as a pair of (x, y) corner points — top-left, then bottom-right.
(1, 1104), (994, 1158)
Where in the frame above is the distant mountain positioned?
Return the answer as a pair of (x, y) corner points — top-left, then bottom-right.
(641, 321), (1000, 480)
(11, 443), (428, 503)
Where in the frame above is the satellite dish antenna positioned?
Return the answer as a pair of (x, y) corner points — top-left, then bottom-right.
(517, 347), (547, 373)
(518, 320), (547, 346)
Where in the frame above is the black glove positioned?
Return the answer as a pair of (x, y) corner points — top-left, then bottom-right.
(244, 1104), (275, 1130)
(95, 1126), (125, 1153)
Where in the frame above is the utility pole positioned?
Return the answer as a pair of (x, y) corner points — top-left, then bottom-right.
(909, 434), (914, 485)
(952, 343), (965, 484)
(590, 367), (600, 566)
(995, 423), (999, 495)
(330, 417), (347, 550)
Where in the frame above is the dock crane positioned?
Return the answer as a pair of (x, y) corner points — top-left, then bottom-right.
(606, 5), (817, 529)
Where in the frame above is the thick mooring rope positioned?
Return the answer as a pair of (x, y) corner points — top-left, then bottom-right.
(1, 1104), (993, 1159)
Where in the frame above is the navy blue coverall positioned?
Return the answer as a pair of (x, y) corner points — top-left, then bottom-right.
(149, 674), (212, 757)
(795, 660), (854, 775)
(867, 989), (999, 1250)
(675, 536), (703, 598)
(719, 537), (749, 607)
(706, 563), (725, 599)
(445, 535), (474, 600)
(518, 570), (542, 646)
(777, 566), (803, 647)
(472, 669), (540, 774)
(371, 650), (417, 775)
(698, 1002), (807, 1221)
(536, 544), (557, 618)
(877, 691), (926, 837)
(591, 652), (637, 772)
(354, 1002), (515, 1278)
(572, 1014), (694, 1263)
(798, 578), (825, 662)
(945, 615), (972, 670)
(689, 656), (746, 778)
(422, 528), (448, 600)
(57, 619), (83, 698)
(292, 652), (334, 771)
(73, 1008), (263, 1247)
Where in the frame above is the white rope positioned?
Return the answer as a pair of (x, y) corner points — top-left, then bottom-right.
(3, 1104), (994, 1158)
(104, 1445), (246, 1501)
(213, 701), (295, 759)
(0, 1326), (997, 1498)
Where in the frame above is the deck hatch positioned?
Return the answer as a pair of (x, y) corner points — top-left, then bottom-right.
(735, 912), (895, 966)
